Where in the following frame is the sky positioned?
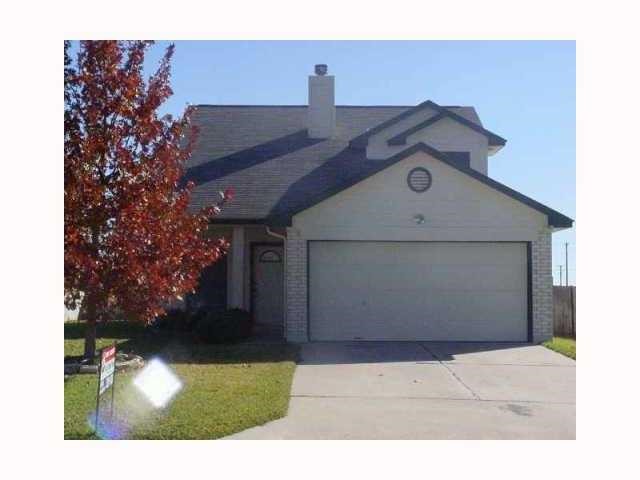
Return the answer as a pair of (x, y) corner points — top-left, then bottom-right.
(73, 40), (577, 285)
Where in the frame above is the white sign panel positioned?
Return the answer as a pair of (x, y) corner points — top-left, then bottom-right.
(99, 373), (114, 394)
(99, 345), (116, 395)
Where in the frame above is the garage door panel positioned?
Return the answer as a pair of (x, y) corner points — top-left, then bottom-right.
(333, 264), (525, 292)
(309, 241), (528, 342)
(393, 243), (525, 265)
(415, 266), (525, 291)
(366, 289), (525, 316)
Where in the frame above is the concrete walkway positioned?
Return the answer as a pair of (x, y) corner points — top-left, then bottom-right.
(228, 342), (575, 439)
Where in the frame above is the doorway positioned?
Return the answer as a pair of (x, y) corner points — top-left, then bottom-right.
(251, 243), (284, 337)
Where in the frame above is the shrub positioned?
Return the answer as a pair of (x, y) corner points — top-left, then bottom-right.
(151, 308), (198, 333)
(194, 309), (253, 344)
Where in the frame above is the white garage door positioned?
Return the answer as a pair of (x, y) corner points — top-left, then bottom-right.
(308, 242), (528, 342)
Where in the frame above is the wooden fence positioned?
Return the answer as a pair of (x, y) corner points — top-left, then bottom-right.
(553, 286), (576, 338)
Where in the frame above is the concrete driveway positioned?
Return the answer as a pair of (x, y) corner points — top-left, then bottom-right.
(228, 342), (575, 439)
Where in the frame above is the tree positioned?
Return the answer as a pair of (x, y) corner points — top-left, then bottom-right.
(64, 41), (232, 360)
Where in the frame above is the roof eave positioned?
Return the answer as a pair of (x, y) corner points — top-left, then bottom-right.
(207, 216), (295, 228)
(265, 215), (292, 227)
(208, 218), (266, 225)
(548, 215), (574, 229)
(488, 143), (505, 156)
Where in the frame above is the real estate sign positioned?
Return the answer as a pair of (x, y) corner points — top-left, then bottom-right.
(99, 344), (116, 394)
(94, 343), (117, 431)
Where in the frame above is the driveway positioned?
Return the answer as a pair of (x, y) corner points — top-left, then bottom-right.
(228, 342), (575, 439)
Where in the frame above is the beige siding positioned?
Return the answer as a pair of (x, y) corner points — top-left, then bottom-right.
(293, 151), (547, 239)
(366, 112), (490, 174)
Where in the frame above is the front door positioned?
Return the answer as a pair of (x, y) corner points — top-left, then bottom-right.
(252, 244), (284, 335)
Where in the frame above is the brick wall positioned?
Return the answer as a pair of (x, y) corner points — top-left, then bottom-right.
(531, 228), (553, 343)
(284, 228), (308, 342)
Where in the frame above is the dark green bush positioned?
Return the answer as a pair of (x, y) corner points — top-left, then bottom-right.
(151, 308), (200, 333)
(194, 309), (253, 344)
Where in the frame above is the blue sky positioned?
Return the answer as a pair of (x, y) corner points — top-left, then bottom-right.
(76, 40), (577, 284)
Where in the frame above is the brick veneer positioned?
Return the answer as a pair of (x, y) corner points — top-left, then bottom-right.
(531, 228), (554, 343)
(284, 228), (308, 342)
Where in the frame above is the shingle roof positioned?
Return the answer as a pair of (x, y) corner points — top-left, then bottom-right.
(185, 104), (571, 228)
(185, 104), (481, 221)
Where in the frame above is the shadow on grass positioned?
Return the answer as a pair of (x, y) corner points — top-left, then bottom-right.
(65, 321), (299, 365)
(64, 321), (147, 340)
(117, 337), (299, 365)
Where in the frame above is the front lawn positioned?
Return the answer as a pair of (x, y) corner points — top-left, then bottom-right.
(543, 336), (576, 360)
(64, 322), (298, 439)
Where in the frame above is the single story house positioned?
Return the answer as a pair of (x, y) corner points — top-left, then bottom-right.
(184, 64), (573, 343)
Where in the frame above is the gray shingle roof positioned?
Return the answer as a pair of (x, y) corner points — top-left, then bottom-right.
(185, 104), (481, 221)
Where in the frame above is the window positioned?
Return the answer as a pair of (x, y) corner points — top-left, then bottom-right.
(259, 250), (282, 263)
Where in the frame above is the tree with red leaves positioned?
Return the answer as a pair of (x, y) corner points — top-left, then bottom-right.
(65, 41), (232, 360)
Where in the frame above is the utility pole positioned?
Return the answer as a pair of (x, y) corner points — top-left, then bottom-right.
(558, 265), (563, 286)
(565, 242), (569, 286)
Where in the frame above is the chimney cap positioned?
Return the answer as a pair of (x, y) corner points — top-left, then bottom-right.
(314, 64), (328, 76)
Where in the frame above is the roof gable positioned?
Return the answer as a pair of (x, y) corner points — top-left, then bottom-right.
(269, 142), (572, 228)
(349, 100), (506, 149)
(387, 112), (447, 145)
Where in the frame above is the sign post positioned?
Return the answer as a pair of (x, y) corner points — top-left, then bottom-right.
(94, 343), (117, 432)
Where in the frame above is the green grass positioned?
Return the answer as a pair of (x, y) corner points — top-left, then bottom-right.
(543, 336), (576, 360)
(64, 322), (298, 439)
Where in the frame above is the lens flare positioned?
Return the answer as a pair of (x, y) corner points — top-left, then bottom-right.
(87, 412), (128, 440)
(132, 358), (183, 409)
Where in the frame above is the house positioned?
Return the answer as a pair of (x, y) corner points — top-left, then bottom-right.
(185, 64), (573, 343)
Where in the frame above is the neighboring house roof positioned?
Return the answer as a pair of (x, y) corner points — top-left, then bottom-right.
(185, 105), (571, 228)
(349, 100), (507, 149)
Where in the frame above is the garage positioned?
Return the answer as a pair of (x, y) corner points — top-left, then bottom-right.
(308, 241), (529, 342)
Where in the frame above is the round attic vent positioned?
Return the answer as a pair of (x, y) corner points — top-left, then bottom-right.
(407, 167), (432, 193)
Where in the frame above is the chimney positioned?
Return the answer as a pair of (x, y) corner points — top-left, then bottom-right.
(307, 64), (336, 139)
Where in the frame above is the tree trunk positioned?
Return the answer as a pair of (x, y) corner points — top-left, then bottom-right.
(83, 296), (98, 361)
